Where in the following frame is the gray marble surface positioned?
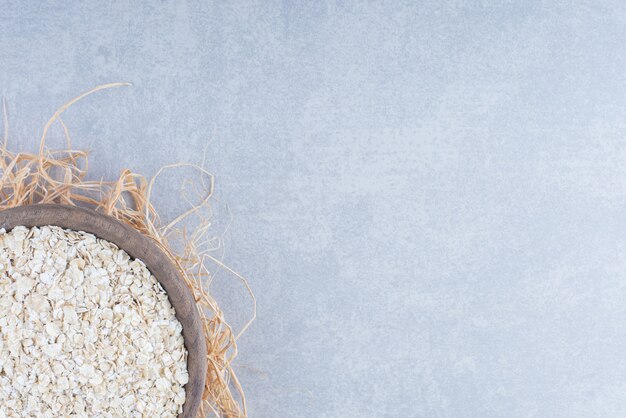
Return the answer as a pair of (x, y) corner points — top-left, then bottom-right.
(2, 1), (626, 417)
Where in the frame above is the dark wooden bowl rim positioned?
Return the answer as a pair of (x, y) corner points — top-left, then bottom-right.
(0, 204), (206, 418)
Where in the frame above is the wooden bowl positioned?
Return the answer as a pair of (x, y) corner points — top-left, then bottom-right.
(0, 204), (206, 418)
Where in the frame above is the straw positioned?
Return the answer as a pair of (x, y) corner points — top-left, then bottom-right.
(0, 84), (254, 417)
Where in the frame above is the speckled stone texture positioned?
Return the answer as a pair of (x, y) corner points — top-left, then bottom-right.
(2, 1), (626, 417)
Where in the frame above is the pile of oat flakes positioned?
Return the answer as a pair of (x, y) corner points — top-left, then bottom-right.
(0, 226), (188, 417)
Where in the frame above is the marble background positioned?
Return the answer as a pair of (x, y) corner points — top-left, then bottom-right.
(2, 1), (626, 417)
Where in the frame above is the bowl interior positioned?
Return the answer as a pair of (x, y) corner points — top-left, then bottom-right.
(0, 204), (206, 418)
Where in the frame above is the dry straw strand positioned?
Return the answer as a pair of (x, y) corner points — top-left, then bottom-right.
(0, 83), (254, 417)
